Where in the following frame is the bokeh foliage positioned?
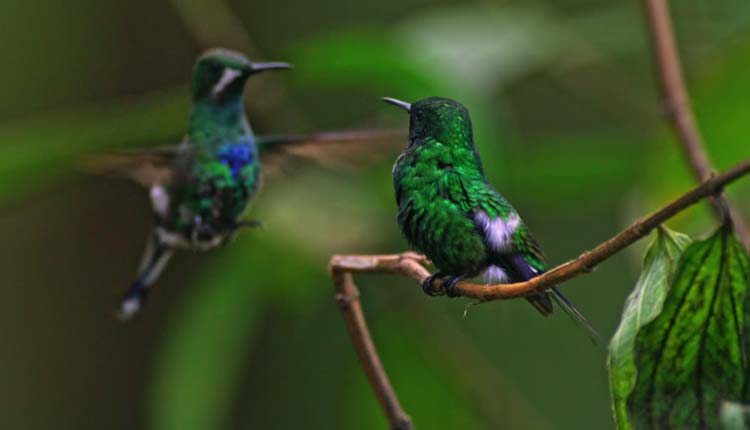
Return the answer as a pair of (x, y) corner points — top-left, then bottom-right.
(0, 0), (748, 429)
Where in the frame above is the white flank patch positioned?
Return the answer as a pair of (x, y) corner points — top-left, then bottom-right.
(150, 186), (169, 217)
(474, 210), (521, 251)
(212, 68), (242, 96)
(482, 265), (509, 283)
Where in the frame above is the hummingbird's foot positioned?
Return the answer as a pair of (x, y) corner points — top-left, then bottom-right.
(421, 273), (445, 296)
(443, 275), (468, 298)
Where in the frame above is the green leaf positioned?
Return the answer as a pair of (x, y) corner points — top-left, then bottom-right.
(628, 223), (750, 429)
(721, 402), (750, 430)
(609, 226), (692, 430)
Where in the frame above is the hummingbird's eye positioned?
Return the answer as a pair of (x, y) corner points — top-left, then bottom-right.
(207, 61), (222, 74)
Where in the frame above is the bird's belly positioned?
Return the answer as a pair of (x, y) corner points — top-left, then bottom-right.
(398, 203), (488, 275)
(181, 166), (258, 227)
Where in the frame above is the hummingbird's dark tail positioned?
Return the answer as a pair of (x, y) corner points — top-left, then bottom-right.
(549, 287), (602, 344)
(525, 293), (554, 316)
(117, 234), (173, 321)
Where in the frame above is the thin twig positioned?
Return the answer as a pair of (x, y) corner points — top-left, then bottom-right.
(329, 161), (749, 427)
(642, 0), (750, 248)
(332, 271), (413, 430)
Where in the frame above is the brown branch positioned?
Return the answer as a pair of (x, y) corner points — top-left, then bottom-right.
(332, 271), (413, 430)
(332, 161), (749, 301)
(329, 161), (749, 427)
(642, 0), (750, 248)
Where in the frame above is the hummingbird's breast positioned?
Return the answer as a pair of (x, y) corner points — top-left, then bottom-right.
(157, 134), (261, 250)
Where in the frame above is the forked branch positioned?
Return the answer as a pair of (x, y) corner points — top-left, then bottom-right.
(329, 161), (750, 429)
(642, 0), (750, 247)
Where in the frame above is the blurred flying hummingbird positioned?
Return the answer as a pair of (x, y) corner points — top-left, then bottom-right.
(383, 96), (599, 340)
(111, 49), (292, 320)
(88, 48), (404, 320)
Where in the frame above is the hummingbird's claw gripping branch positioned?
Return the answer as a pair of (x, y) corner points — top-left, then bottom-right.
(421, 273), (445, 296)
(328, 161), (750, 427)
(443, 275), (469, 298)
(642, 0), (750, 249)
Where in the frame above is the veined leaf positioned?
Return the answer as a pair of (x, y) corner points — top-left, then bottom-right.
(609, 226), (692, 430)
(628, 223), (750, 429)
(721, 401), (750, 430)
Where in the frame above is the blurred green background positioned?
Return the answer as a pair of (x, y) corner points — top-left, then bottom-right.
(0, 0), (748, 429)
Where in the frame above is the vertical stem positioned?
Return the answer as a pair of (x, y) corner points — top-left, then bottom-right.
(333, 271), (413, 430)
(642, 0), (750, 247)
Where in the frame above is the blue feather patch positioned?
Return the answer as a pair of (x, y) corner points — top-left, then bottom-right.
(218, 143), (254, 177)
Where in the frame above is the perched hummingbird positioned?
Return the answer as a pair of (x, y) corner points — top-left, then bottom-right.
(115, 48), (291, 320)
(383, 96), (598, 339)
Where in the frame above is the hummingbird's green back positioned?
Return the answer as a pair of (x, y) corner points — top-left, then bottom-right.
(389, 97), (600, 339)
(392, 97), (537, 274)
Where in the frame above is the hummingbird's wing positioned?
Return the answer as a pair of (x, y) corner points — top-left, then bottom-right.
(469, 185), (555, 316)
(82, 129), (405, 184)
(510, 222), (547, 272)
(79, 139), (192, 187)
(257, 128), (405, 176)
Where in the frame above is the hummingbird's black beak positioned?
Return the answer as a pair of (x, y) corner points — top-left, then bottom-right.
(248, 62), (293, 73)
(382, 97), (411, 112)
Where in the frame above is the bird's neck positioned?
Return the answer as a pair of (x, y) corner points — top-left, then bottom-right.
(188, 98), (250, 142)
(401, 135), (487, 180)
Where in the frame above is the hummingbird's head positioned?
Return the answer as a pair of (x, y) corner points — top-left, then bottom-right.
(383, 96), (473, 147)
(191, 48), (292, 104)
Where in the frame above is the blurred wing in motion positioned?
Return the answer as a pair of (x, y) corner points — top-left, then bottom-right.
(80, 128), (407, 185)
(79, 142), (187, 187)
(257, 128), (406, 176)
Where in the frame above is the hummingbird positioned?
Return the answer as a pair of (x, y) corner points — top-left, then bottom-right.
(114, 48), (291, 320)
(90, 49), (405, 320)
(383, 96), (598, 339)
